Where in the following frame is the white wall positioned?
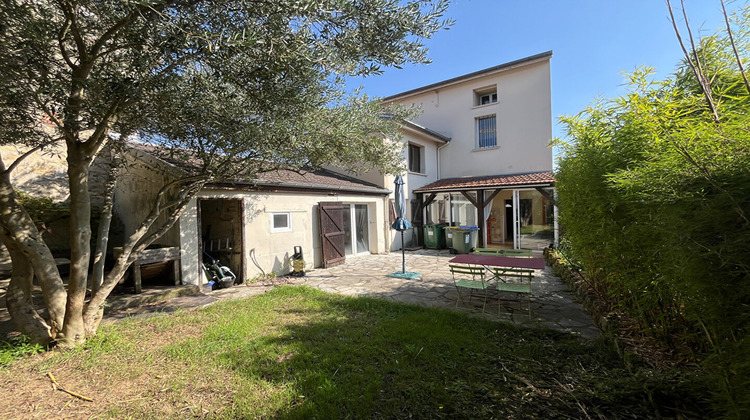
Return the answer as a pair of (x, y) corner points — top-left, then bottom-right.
(180, 189), (389, 286)
(387, 130), (443, 251)
(391, 60), (553, 178)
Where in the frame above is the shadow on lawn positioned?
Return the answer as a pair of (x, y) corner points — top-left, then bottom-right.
(201, 287), (711, 419)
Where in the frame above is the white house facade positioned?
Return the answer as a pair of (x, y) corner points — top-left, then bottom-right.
(384, 51), (557, 251)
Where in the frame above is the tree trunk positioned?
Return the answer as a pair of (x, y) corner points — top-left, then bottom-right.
(0, 163), (66, 336)
(2, 230), (53, 345)
(59, 145), (93, 347)
(83, 179), (204, 332)
(91, 150), (120, 293)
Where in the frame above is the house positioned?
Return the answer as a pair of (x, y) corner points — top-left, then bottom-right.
(0, 142), (393, 288)
(1, 50), (556, 293)
(384, 51), (557, 251)
(116, 146), (393, 287)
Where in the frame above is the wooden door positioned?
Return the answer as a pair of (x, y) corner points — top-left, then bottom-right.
(319, 201), (346, 268)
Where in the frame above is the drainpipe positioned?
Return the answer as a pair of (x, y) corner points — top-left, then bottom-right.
(436, 141), (450, 180)
(429, 141), (450, 225)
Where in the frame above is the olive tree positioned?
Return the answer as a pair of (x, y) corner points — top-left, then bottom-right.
(0, 0), (452, 347)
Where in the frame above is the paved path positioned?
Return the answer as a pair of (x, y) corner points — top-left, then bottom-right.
(285, 249), (600, 338)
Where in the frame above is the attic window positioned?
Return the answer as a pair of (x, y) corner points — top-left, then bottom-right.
(474, 86), (498, 106)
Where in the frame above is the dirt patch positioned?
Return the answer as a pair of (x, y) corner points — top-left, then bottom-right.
(0, 304), (237, 419)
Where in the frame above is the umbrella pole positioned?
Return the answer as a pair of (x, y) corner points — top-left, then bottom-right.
(401, 230), (406, 273)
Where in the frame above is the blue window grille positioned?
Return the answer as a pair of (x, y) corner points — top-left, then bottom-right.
(477, 115), (497, 149)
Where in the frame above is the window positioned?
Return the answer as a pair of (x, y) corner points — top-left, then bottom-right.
(408, 143), (422, 173)
(474, 86), (498, 106)
(479, 92), (497, 105)
(270, 212), (292, 232)
(476, 115), (497, 149)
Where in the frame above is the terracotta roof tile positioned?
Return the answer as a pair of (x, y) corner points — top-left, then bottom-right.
(127, 142), (387, 194)
(414, 172), (555, 192)
(249, 168), (387, 193)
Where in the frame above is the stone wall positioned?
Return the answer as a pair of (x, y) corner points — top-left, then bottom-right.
(0, 143), (112, 208)
(0, 143), (118, 260)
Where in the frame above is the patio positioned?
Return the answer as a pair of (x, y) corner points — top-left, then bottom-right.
(285, 249), (600, 338)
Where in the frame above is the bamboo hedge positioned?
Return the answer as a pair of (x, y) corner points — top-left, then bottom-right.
(555, 7), (750, 417)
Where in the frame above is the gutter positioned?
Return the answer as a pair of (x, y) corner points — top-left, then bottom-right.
(210, 179), (392, 196)
(415, 182), (555, 194)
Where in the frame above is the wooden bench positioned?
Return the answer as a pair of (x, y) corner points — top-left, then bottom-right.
(116, 247), (181, 293)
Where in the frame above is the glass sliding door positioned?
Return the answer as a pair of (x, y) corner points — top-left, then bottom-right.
(343, 204), (370, 256)
(354, 204), (369, 253)
(515, 189), (555, 250)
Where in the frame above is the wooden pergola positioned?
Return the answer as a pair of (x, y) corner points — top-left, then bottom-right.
(411, 172), (556, 248)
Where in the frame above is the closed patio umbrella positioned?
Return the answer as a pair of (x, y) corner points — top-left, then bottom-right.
(389, 176), (419, 279)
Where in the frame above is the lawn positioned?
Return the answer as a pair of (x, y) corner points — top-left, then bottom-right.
(0, 286), (709, 418)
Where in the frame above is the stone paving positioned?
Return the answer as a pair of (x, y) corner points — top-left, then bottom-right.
(282, 249), (600, 338)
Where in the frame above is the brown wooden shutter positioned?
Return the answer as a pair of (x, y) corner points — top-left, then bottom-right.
(318, 201), (346, 268)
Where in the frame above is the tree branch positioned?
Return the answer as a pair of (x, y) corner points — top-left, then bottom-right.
(90, 148), (124, 293)
(83, 99), (124, 156)
(57, 18), (77, 70)
(720, 0), (750, 95)
(83, 175), (207, 325)
(666, 0), (720, 123)
(57, 0), (89, 62)
(135, 179), (205, 251)
(89, 0), (184, 59)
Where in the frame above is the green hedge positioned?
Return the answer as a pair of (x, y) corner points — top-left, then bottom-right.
(555, 9), (750, 417)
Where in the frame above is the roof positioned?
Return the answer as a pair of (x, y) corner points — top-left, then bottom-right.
(401, 120), (451, 143)
(126, 142), (390, 196)
(414, 172), (555, 193)
(221, 168), (390, 195)
(383, 51), (553, 103)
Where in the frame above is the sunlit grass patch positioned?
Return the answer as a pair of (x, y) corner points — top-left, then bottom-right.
(0, 335), (44, 367)
(0, 286), (712, 419)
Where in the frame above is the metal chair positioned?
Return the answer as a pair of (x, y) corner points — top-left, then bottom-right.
(492, 267), (533, 317)
(472, 247), (503, 256)
(450, 264), (489, 313)
(501, 249), (533, 257)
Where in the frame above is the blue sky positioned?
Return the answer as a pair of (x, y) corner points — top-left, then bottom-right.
(350, 0), (745, 144)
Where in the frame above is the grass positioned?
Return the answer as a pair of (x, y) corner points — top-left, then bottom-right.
(0, 335), (44, 366)
(0, 286), (713, 418)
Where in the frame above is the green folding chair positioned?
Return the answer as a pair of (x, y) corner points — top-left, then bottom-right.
(492, 267), (533, 317)
(472, 247), (503, 256)
(450, 264), (489, 313)
(500, 249), (533, 257)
